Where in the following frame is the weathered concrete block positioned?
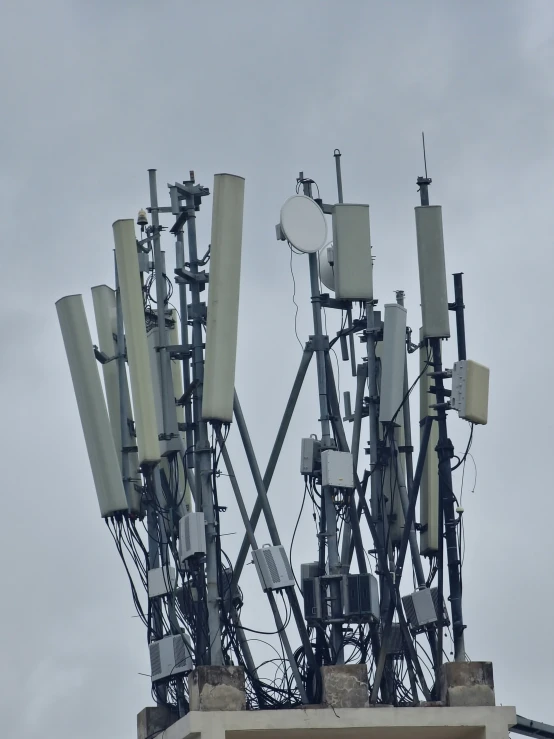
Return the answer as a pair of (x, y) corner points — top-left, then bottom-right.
(321, 664), (369, 708)
(137, 705), (178, 739)
(440, 661), (495, 707)
(188, 665), (246, 712)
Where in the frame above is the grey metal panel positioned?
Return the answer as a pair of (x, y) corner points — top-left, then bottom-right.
(332, 204), (373, 300)
(415, 205), (450, 339)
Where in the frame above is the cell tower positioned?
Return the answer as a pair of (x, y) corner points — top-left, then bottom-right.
(56, 151), (501, 724)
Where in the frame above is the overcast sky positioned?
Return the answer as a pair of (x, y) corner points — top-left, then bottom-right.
(2, 1), (554, 736)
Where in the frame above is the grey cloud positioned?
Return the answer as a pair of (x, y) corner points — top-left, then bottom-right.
(1, 1), (553, 735)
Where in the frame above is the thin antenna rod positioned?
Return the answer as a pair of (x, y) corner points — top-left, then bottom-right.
(417, 132), (432, 206)
(334, 149), (344, 204)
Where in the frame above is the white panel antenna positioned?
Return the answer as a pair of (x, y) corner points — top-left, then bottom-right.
(91, 285), (141, 515)
(379, 304), (407, 424)
(451, 360), (490, 425)
(202, 174), (245, 422)
(279, 195), (327, 254)
(56, 295), (128, 518)
(332, 203), (373, 300)
(419, 330), (439, 555)
(377, 332), (406, 545)
(415, 205), (450, 339)
(113, 219), (161, 466)
(91, 286), (122, 456)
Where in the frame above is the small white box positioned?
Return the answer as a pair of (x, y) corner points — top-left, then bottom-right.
(148, 566), (177, 598)
(179, 512), (206, 561)
(402, 588), (437, 630)
(149, 634), (193, 682)
(451, 360), (489, 425)
(321, 450), (354, 488)
(300, 437), (320, 475)
(252, 545), (295, 591)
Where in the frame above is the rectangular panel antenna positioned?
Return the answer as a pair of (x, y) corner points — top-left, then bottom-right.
(56, 295), (128, 517)
(451, 360), (490, 425)
(91, 286), (123, 458)
(332, 203), (373, 300)
(91, 285), (141, 515)
(202, 173), (245, 422)
(113, 219), (161, 465)
(415, 205), (450, 339)
(379, 303), (407, 424)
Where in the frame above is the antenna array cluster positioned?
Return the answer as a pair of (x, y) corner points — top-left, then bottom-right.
(56, 152), (490, 714)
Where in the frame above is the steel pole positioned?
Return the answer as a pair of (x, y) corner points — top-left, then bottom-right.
(232, 393), (318, 678)
(183, 186), (222, 665)
(300, 174), (343, 662)
(148, 170), (180, 452)
(169, 185), (195, 472)
(215, 429), (309, 704)
(430, 338), (465, 662)
(233, 344), (313, 584)
(370, 416), (434, 703)
(453, 273), (467, 361)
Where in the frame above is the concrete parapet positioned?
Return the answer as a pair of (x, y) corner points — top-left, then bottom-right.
(188, 665), (246, 712)
(137, 705), (178, 739)
(162, 705), (516, 739)
(321, 663), (369, 708)
(440, 661), (495, 707)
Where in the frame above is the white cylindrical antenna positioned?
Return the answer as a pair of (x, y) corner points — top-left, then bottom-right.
(56, 294), (128, 518)
(91, 284), (141, 515)
(332, 203), (373, 300)
(415, 205), (450, 339)
(202, 173), (245, 423)
(113, 219), (161, 466)
(91, 286), (129, 459)
(379, 303), (407, 424)
(419, 329), (439, 555)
